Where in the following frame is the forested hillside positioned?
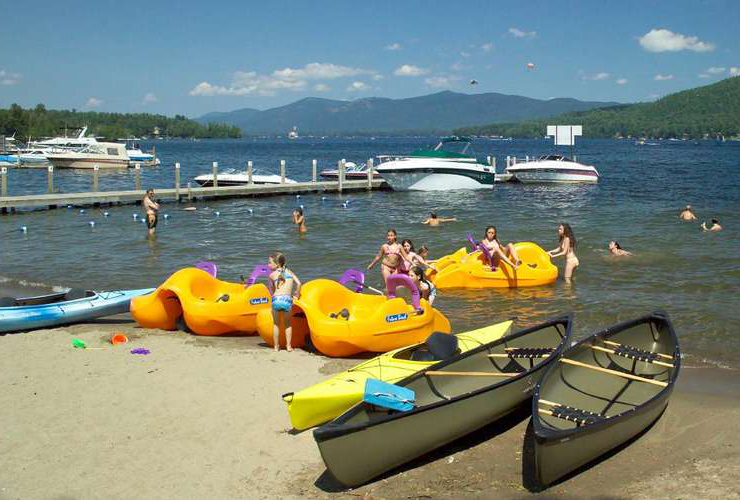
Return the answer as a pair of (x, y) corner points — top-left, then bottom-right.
(455, 77), (740, 139)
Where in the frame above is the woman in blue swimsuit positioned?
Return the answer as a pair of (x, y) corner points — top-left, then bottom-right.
(268, 252), (302, 352)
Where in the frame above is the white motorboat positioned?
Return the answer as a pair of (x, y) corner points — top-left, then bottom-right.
(125, 142), (160, 165)
(319, 162), (380, 180)
(505, 155), (599, 184)
(375, 137), (495, 191)
(32, 126), (99, 149)
(194, 169), (298, 187)
(17, 148), (52, 165)
(47, 142), (130, 169)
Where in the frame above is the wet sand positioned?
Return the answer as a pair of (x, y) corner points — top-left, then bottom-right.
(1, 317), (739, 499)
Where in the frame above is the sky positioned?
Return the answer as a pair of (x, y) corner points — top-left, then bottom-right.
(1, 0), (738, 118)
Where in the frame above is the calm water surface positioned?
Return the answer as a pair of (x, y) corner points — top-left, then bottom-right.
(1, 138), (738, 368)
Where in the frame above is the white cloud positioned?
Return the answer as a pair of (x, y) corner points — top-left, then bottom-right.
(581, 72), (610, 81)
(425, 75), (460, 88)
(143, 92), (158, 104)
(639, 29), (715, 53)
(394, 64), (429, 77)
(460, 51), (471, 58)
(189, 63), (376, 97)
(313, 83), (330, 92)
(0, 69), (20, 85)
(616, 78), (628, 85)
(730, 67), (740, 76)
(508, 27), (536, 39)
(698, 73), (710, 79)
(385, 43), (402, 51)
(481, 42), (493, 52)
(86, 97), (102, 108)
(707, 67), (726, 74)
(654, 73), (674, 81)
(347, 81), (370, 92)
(450, 62), (468, 72)
(372, 73), (384, 81)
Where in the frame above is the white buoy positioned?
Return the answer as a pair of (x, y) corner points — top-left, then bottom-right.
(344, 199), (350, 204)
(140, 218), (146, 224)
(248, 208), (253, 214)
(79, 209), (85, 214)
(300, 204), (304, 209)
(321, 197), (326, 201)
(88, 221), (95, 227)
(67, 205), (72, 209)
(20, 226), (27, 233)
(163, 214), (169, 220)
(133, 213), (138, 220)
(296, 194), (301, 199)
(342, 202), (348, 209)
(103, 212), (110, 217)
(215, 211), (220, 216)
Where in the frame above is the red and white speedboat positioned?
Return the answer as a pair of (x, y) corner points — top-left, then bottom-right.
(505, 155), (599, 184)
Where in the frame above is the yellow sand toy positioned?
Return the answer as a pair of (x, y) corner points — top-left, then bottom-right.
(429, 235), (557, 288)
(130, 264), (272, 336)
(256, 271), (451, 357)
(282, 319), (513, 430)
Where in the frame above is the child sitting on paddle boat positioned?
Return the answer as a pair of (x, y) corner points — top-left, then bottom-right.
(480, 226), (520, 271)
(268, 252), (302, 352)
(410, 266), (437, 306)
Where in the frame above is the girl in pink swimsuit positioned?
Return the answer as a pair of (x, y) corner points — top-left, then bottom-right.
(367, 229), (411, 289)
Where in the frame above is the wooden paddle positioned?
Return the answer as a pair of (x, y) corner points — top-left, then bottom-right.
(425, 370), (518, 377)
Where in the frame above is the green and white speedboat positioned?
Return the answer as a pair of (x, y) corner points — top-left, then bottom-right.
(375, 137), (495, 191)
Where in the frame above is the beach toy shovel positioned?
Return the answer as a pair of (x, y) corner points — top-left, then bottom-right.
(111, 333), (128, 345)
(72, 338), (87, 349)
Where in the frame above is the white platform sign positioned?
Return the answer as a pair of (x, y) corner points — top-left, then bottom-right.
(547, 125), (582, 146)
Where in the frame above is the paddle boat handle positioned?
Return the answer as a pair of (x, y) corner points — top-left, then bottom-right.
(386, 274), (421, 311)
(246, 264), (272, 286)
(195, 261), (218, 278)
(339, 269), (366, 293)
(477, 240), (494, 267)
(467, 233), (479, 252)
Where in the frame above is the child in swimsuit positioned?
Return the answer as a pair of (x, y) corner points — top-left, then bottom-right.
(548, 223), (579, 282)
(268, 252), (302, 352)
(367, 229), (411, 289)
(410, 266), (437, 306)
(399, 239), (419, 275)
(292, 208), (307, 233)
(480, 226), (520, 270)
(413, 245), (436, 271)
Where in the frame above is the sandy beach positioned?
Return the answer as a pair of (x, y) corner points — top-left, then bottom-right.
(2, 315), (739, 500)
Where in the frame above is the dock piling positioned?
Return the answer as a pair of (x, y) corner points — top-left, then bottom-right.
(212, 162), (218, 188)
(247, 161), (253, 185)
(93, 165), (99, 192)
(187, 182), (193, 201)
(134, 164), (141, 191)
(367, 158), (373, 190)
(338, 159), (345, 193)
(280, 160), (286, 184)
(47, 166), (54, 194)
(175, 163), (181, 201)
(312, 159), (317, 183)
(1, 167), (7, 197)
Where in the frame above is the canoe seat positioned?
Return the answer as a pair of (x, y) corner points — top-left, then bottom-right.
(0, 297), (17, 307)
(506, 347), (554, 358)
(546, 403), (605, 426)
(612, 344), (663, 363)
(411, 333), (459, 361)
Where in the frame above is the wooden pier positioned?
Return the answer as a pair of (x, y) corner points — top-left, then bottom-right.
(0, 160), (388, 213)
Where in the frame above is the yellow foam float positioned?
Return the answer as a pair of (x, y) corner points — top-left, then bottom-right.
(429, 239), (557, 288)
(257, 271), (451, 357)
(130, 265), (272, 336)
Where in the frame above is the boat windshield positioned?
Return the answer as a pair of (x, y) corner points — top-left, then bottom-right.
(538, 155), (571, 162)
(409, 137), (476, 158)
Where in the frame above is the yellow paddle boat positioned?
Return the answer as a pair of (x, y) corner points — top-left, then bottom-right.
(130, 265), (272, 336)
(282, 319), (513, 430)
(256, 271), (451, 357)
(429, 236), (557, 289)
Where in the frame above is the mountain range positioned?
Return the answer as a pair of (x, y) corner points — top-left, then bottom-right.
(196, 91), (618, 135)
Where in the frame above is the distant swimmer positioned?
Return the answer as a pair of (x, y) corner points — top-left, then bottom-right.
(422, 212), (457, 226)
(292, 207), (307, 233)
(548, 223), (578, 282)
(608, 240), (633, 256)
(701, 218), (722, 232)
(143, 188), (160, 236)
(679, 205), (697, 220)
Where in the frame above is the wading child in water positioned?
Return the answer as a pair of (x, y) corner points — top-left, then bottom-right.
(410, 266), (437, 306)
(608, 241), (633, 256)
(268, 252), (302, 352)
(480, 226), (520, 270)
(292, 207), (307, 233)
(367, 229), (411, 289)
(548, 223), (579, 282)
(398, 239), (419, 275)
(413, 245), (436, 271)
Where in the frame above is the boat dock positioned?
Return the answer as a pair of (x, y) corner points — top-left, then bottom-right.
(0, 162), (388, 214)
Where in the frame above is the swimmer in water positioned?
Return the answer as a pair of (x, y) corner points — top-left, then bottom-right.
(292, 207), (307, 233)
(548, 223), (579, 282)
(422, 212), (457, 226)
(701, 218), (722, 232)
(608, 240), (633, 256)
(679, 205), (697, 221)
(268, 252), (302, 352)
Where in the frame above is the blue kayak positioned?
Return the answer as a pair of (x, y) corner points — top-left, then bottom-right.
(0, 288), (154, 333)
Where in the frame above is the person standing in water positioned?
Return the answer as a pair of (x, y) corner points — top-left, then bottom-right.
(679, 205), (697, 220)
(548, 223), (579, 281)
(292, 207), (307, 233)
(143, 188), (160, 236)
(367, 229), (411, 289)
(268, 252), (302, 352)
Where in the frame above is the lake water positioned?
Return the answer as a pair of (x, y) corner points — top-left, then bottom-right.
(1, 138), (738, 368)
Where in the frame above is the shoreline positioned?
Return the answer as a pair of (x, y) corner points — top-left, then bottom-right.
(1, 317), (739, 499)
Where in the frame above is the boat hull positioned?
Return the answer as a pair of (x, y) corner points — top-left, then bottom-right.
(376, 158), (494, 191)
(510, 170), (599, 183)
(0, 288), (154, 333)
(48, 157), (130, 169)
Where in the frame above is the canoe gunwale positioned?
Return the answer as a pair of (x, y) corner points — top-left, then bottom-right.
(313, 313), (573, 443)
(532, 310), (681, 443)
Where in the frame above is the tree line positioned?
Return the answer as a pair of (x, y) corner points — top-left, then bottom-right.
(0, 103), (241, 141)
(455, 76), (740, 139)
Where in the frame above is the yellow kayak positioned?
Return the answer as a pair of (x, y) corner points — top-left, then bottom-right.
(282, 319), (513, 431)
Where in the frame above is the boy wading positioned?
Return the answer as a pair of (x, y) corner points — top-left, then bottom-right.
(143, 189), (160, 236)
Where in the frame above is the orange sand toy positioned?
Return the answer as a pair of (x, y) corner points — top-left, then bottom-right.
(130, 267), (271, 336)
(429, 242), (558, 289)
(257, 274), (451, 357)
